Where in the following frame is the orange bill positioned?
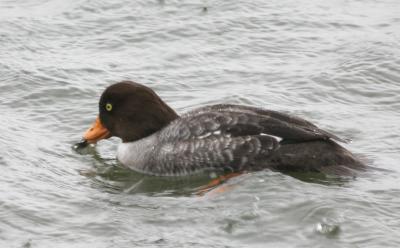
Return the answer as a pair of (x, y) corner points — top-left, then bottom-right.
(83, 116), (111, 144)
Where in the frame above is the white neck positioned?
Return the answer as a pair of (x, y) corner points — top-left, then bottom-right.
(116, 134), (157, 173)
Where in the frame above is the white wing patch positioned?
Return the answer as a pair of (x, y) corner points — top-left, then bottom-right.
(260, 133), (283, 142)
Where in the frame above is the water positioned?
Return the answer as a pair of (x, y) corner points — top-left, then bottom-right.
(1, 0), (400, 247)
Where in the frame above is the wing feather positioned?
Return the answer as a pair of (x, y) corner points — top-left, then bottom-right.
(180, 104), (347, 143)
(150, 104), (348, 175)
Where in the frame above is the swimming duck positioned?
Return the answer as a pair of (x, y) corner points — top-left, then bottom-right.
(80, 81), (365, 176)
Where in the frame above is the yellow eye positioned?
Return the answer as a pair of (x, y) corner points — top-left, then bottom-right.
(105, 103), (113, 111)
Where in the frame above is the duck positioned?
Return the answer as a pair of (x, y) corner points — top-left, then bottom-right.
(79, 81), (365, 177)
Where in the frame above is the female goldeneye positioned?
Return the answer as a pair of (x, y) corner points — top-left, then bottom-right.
(79, 81), (365, 176)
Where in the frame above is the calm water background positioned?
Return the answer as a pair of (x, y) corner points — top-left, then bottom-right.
(1, 0), (400, 247)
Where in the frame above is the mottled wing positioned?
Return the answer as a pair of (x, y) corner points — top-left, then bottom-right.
(152, 105), (346, 175)
(182, 104), (347, 143)
(153, 134), (279, 175)
(162, 108), (339, 143)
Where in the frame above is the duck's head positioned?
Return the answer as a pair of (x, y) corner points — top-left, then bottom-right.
(82, 81), (178, 144)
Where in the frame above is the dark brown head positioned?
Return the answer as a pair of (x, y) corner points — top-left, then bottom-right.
(83, 81), (179, 143)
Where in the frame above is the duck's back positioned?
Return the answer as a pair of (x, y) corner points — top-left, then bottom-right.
(143, 104), (365, 176)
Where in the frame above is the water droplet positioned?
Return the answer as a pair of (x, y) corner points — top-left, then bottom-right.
(315, 222), (340, 237)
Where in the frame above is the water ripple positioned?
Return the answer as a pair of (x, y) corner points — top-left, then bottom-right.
(1, 0), (400, 247)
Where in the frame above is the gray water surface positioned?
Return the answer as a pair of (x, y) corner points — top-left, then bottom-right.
(1, 0), (400, 247)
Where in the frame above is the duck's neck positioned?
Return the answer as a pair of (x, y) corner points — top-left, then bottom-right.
(117, 134), (158, 174)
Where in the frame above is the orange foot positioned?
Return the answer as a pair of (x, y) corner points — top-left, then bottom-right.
(196, 172), (244, 196)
